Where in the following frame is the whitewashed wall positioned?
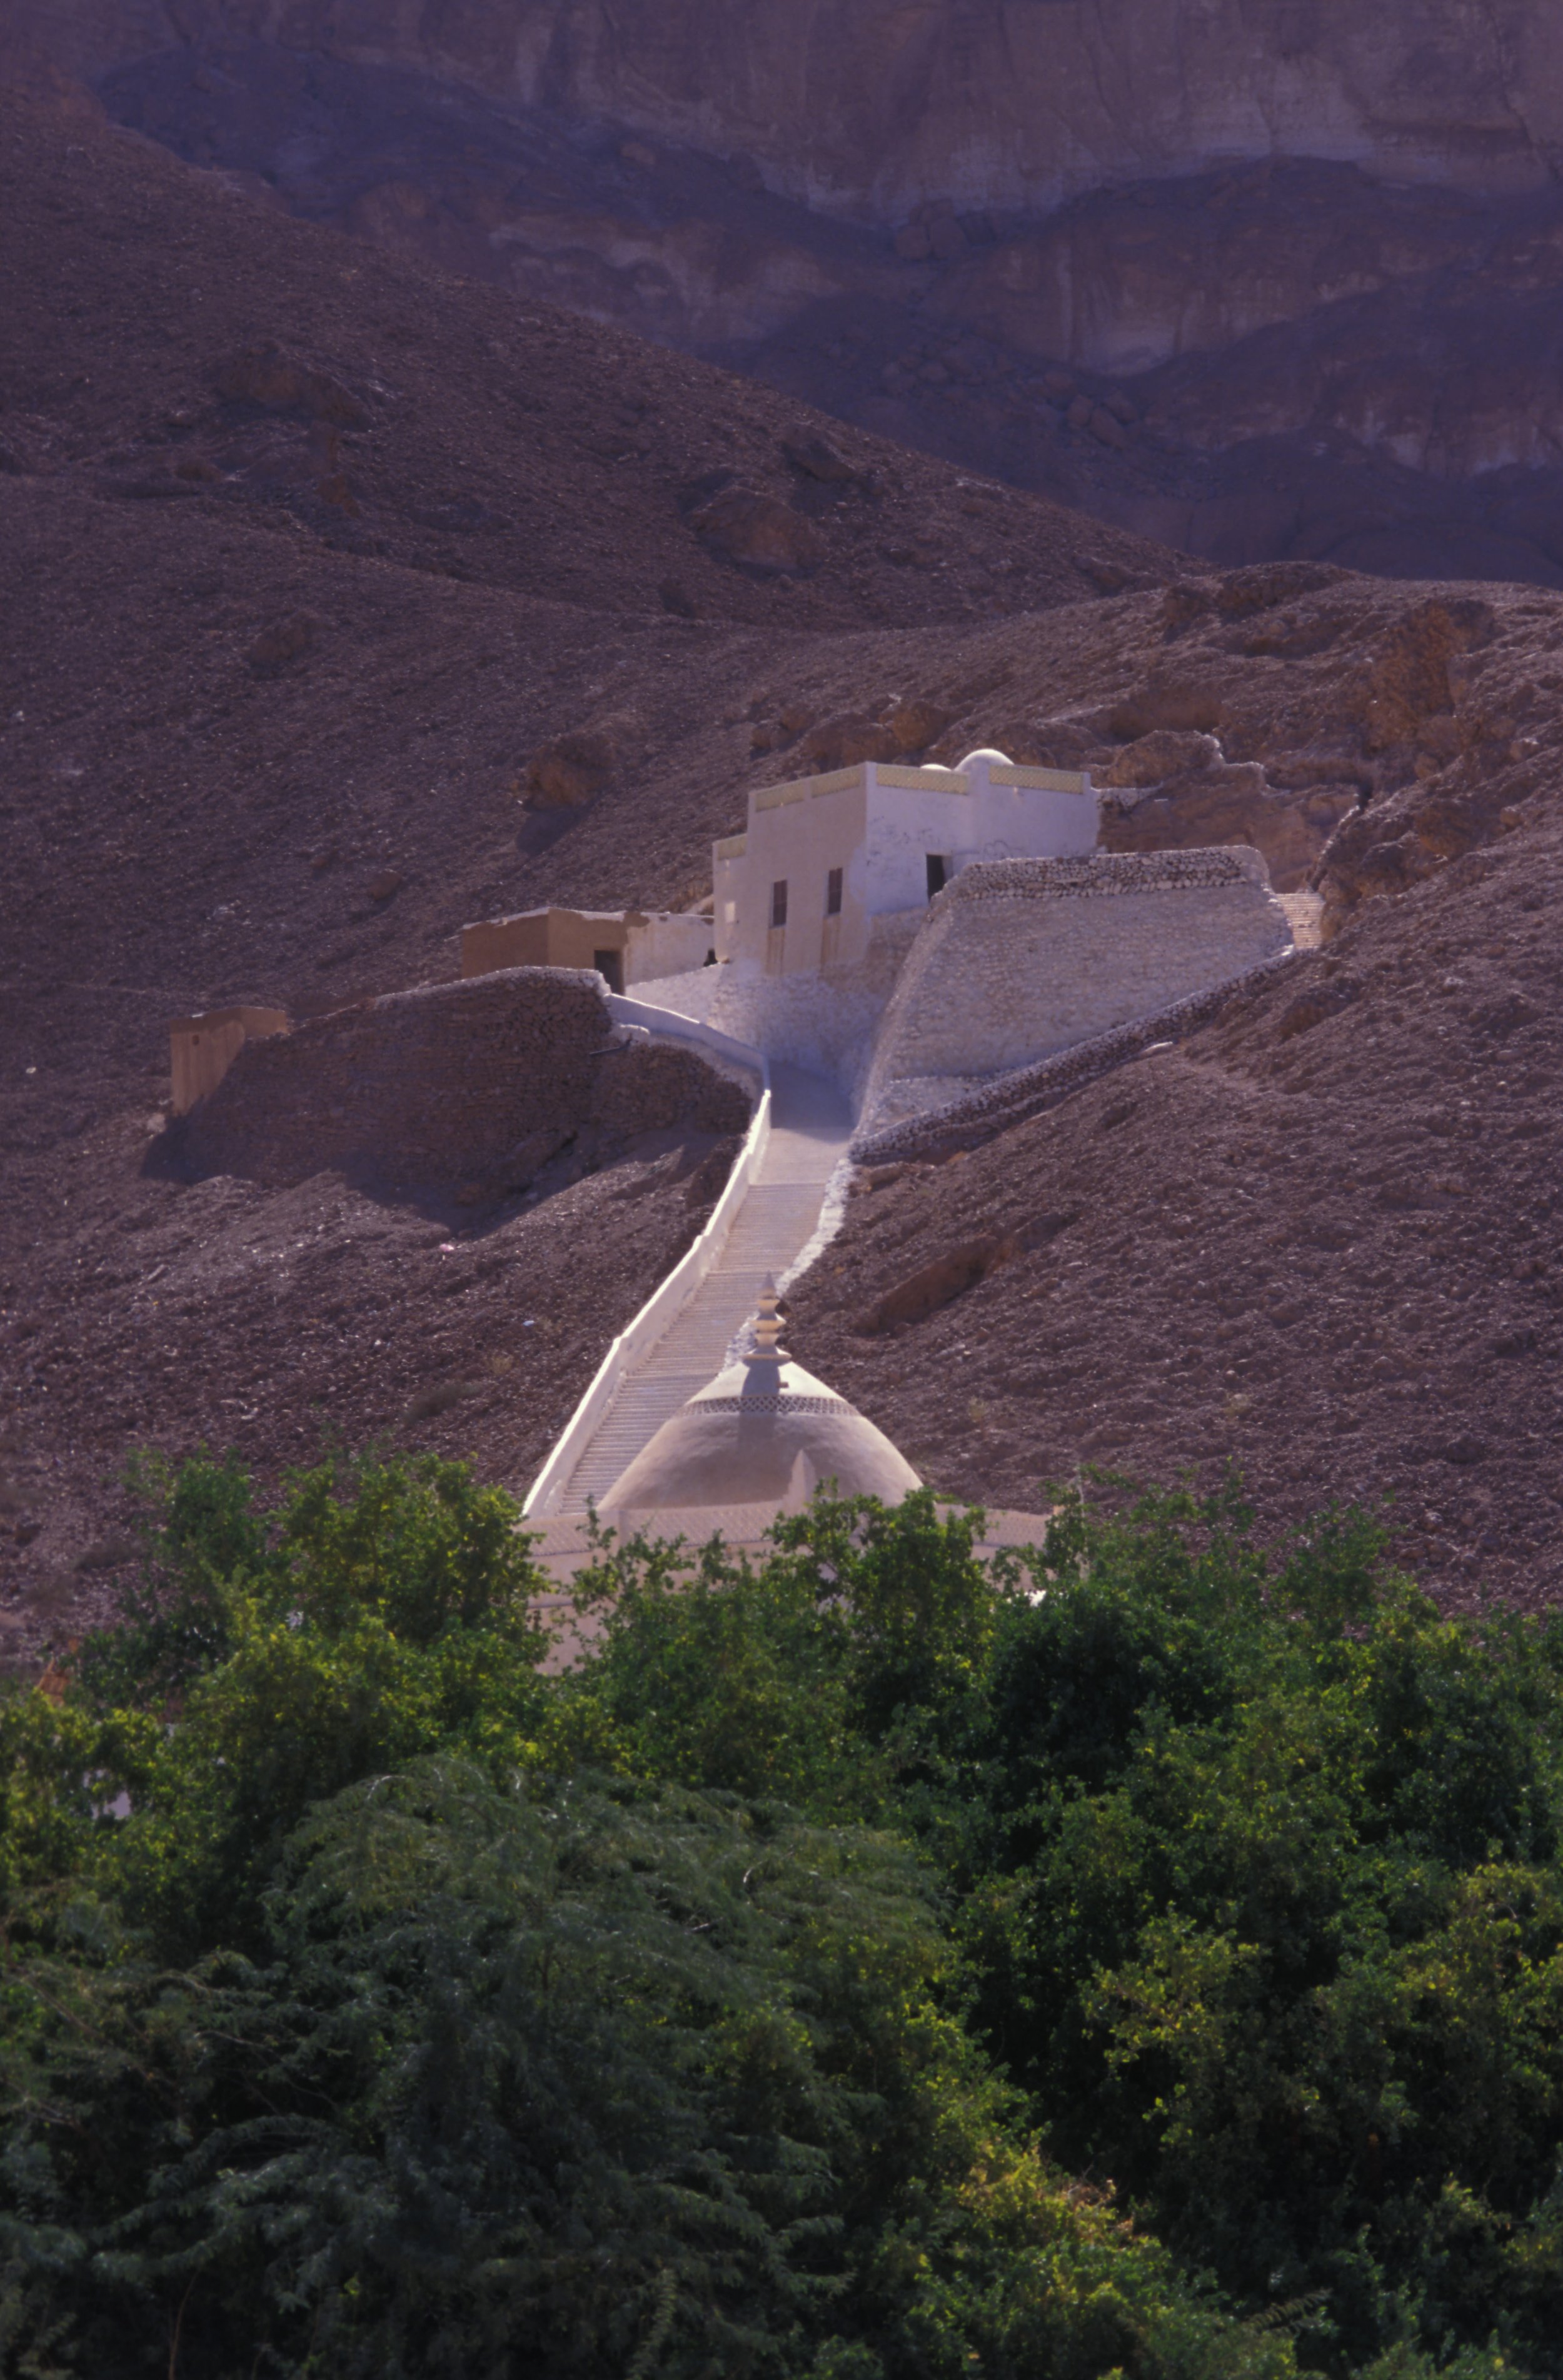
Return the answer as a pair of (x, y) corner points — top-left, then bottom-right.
(735, 776), (871, 971)
(860, 849), (1291, 1128)
(705, 913), (923, 1100)
(863, 778), (980, 916)
(627, 912), (715, 984)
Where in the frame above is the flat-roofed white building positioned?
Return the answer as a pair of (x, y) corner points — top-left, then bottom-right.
(714, 748), (1096, 978)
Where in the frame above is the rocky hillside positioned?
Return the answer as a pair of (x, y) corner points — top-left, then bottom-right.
(0, 72), (1170, 633)
(19, 4), (1563, 581)
(790, 797), (1563, 1623)
(0, 72), (1169, 1669)
(4, 68), (1563, 1660)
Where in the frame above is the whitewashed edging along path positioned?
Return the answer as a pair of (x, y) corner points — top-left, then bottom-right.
(521, 997), (774, 1519)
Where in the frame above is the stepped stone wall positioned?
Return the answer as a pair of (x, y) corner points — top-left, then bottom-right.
(161, 969), (749, 1200)
(853, 950), (1297, 1165)
(862, 849), (1291, 1128)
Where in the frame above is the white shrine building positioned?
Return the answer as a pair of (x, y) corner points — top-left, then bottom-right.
(713, 749), (1097, 977)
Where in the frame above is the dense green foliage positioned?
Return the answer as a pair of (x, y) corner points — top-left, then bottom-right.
(2, 1452), (1559, 2377)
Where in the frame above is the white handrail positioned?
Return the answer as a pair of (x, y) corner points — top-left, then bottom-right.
(603, 991), (766, 1090)
(521, 1005), (771, 1517)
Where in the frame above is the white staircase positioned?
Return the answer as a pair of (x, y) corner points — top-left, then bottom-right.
(551, 1063), (850, 1512)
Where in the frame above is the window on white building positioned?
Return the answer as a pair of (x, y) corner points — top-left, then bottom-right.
(925, 854), (948, 898)
(770, 879), (788, 928)
(825, 866), (843, 916)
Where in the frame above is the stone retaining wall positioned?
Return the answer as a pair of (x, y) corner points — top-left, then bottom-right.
(161, 968), (750, 1200)
(852, 950), (1297, 1165)
(859, 846), (1290, 1127)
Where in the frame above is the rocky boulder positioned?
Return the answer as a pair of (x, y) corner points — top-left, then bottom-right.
(525, 732), (616, 808)
(688, 484), (825, 575)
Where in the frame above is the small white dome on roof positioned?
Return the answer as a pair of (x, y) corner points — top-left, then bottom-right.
(957, 747), (1012, 770)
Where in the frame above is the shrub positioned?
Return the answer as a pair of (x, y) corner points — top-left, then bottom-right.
(4, 1455), (1558, 2374)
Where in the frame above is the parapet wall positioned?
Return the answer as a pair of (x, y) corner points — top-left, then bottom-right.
(161, 968), (750, 1200)
(861, 847), (1291, 1130)
(948, 848), (1272, 901)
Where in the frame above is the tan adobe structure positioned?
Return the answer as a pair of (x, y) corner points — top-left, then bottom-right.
(168, 1006), (289, 1116)
(461, 905), (713, 993)
(714, 748), (1096, 979)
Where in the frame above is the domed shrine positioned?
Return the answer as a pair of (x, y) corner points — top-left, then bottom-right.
(526, 1281), (1050, 1641)
(601, 1281), (918, 1515)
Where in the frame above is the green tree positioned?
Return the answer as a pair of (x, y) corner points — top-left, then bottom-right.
(8, 1453), (1561, 2374)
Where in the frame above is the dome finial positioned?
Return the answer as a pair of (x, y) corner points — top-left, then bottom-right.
(752, 1273), (787, 1359)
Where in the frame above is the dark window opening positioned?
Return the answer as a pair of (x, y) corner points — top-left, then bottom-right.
(826, 866), (843, 916)
(926, 853), (948, 898)
(703, 947), (717, 967)
(770, 878), (789, 928)
(593, 948), (624, 993)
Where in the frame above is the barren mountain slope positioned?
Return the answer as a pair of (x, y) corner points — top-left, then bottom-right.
(0, 79), (1164, 1666)
(26, 12), (1563, 583)
(8, 489), (1562, 1654)
(6, 476), (1546, 1048)
(0, 83), (1171, 633)
(4, 75), (1563, 1662)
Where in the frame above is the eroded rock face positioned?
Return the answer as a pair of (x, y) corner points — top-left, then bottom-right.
(800, 713), (900, 768)
(1098, 764), (1354, 895)
(64, 9), (1563, 585)
(1089, 721), (1344, 892)
(48, 2), (1563, 211)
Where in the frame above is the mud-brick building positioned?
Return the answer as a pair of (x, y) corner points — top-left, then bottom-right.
(461, 905), (713, 993)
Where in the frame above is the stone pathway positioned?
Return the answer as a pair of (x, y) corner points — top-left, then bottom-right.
(553, 1063), (852, 1512)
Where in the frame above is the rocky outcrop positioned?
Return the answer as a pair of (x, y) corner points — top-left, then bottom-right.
(526, 732), (617, 808)
(1096, 736), (1355, 894)
(686, 482), (825, 575)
